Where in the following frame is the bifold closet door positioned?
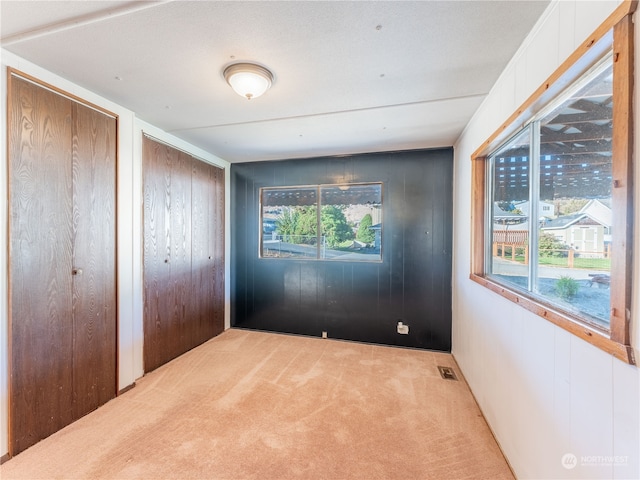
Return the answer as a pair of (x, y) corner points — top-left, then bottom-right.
(143, 138), (193, 371)
(143, 136), (225, 373)
(192, 160), (225, 343)
(191, 157), (212, 345)
(168, 149), (193, 359)
(9, 74), (116, 455)
(9, 75), (74, 455)
(71, 102), (117, 418)
(142, 138), (176, 372)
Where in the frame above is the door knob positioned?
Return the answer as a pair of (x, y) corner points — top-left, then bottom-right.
(72, 268), (83, 276)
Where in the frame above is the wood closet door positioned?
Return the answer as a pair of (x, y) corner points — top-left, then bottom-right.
(71, 102), (117, 418)
(143, 138), (193, 370)
(169, 150), (192, 358)
(143, 137), (225, 372)
(9, 75), (75, 455)
(8, 74), (116, 455)
(142, 138), (174, 372)
(191, 157), (212, 345)
(191, 161), (225, 343)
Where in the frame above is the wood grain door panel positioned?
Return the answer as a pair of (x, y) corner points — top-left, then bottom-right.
(169, 151), (192, 358)
(71, 102), (117, 418)
(191, 157), (211, 346)
(9, 76), (75, 454)
(142, 137), (173, 372)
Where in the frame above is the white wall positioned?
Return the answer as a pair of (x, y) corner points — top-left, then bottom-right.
(453, 1), (639, 479)
(0, 49), (231, 459)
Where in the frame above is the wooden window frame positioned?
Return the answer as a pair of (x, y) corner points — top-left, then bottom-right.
(470, 2), (636, 364)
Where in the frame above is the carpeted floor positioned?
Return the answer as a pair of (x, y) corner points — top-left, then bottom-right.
(0, 329), (513, 479)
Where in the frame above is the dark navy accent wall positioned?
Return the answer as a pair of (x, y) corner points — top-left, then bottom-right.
(231, 148), (453, 351)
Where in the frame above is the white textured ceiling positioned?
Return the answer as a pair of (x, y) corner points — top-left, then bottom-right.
(1, 0), (550, 163)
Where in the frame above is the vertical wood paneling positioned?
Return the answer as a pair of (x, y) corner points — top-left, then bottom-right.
(231, 149), (453, 350)
(9, 74), (117, 455)
(143, 137), (225, 372)
(569, 339), (614, 478)
(71, 103), (117, 418)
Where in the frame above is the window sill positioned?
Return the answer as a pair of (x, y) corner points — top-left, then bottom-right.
(469, 273), (635, 365)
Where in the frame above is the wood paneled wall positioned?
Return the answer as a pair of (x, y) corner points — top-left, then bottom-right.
(142, 136), (225, 373)
(231, 149), (453, 351)
(8, 73), (117, 455)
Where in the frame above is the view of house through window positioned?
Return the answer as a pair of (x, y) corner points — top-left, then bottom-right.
(261, 183), (382, 261)
(489, 57), (614, 329)
(490, 127), (531, 288)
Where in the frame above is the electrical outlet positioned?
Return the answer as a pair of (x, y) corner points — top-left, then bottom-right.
(397, 321), (409, 334)
(322, 331), (328, 339)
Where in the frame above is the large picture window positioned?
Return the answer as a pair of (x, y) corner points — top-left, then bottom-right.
(471, 5), (634, 363)
(488, 57), (613, 328)
(260, 183), (382, 261)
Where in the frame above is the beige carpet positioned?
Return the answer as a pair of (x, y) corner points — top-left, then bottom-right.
(1, 329), (513, 479)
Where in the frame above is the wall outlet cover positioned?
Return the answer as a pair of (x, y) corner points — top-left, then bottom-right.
(397, 324), (409, 334)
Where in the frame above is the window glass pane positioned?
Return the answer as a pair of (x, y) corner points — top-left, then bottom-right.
(489, 128), (531, 289)
(261, 186), (318, 259)
(260, 183), (383, 262)
(536, 60), (613, 328)
(320, 184), (382, 261)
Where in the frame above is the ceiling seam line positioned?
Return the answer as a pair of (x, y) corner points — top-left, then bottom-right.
(1, 0), (175, 46)
(167, 93), (487, 133)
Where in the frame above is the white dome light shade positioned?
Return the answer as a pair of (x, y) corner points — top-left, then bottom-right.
(223, 63), (273, 100)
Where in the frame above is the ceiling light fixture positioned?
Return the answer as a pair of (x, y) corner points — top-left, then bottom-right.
(223, 63), (273, 100)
